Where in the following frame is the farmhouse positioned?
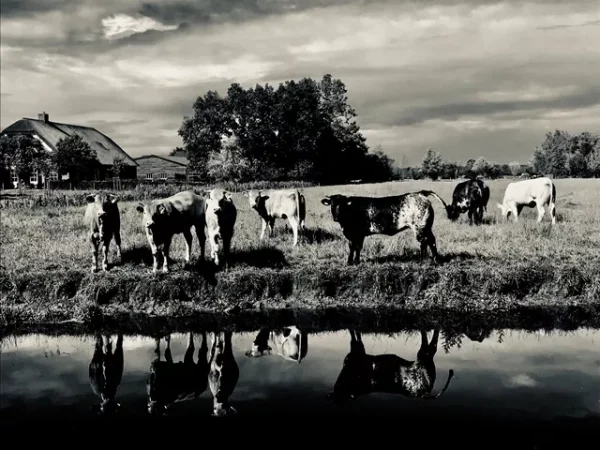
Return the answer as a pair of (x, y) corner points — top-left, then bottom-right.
(1, 112), (138, 188)
(134, 149), (201, 182)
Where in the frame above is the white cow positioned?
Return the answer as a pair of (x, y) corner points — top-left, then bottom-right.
(245, 326), (308, 364)
(244, 189), (306, 246)
(496, 177), (556, 224)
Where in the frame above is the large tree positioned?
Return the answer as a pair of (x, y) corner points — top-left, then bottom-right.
(1, 134), (49, 181)
(50, 134), (99, 182)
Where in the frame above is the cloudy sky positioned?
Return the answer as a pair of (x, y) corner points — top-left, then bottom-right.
(1, 0), (599, 165)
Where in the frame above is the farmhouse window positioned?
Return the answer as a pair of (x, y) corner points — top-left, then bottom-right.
(146, 173), (153, 180)
(30, 171), (38, 184)
(49, 171), (59, 181)
(158, 173), (168, 180)
(11, 171), (18, 184)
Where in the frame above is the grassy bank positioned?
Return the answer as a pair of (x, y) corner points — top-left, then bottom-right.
(2, 178), (600, 332)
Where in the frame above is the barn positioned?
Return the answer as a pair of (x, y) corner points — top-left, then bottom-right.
(1, 112), (138, 188)
(134, 149), (201, 182)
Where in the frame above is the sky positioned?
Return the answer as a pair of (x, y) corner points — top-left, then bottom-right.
(1, 0), (599, 166)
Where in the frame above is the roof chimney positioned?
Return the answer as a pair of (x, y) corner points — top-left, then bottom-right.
(38, 112), (49, 122)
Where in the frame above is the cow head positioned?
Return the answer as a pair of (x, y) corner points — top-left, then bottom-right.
(321, 194), (352, 223)
(136, 201), (173, 237)
(445, 204), (462, 221)
(244, 190), (269, 217)
(86, 193), (118, 239)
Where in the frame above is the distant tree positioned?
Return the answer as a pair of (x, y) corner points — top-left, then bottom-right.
(508, 161), (521, 176)
(421, 148), (444, 180)
(472, 156), (490, 177)
(206, 137), (250, 182)
(110, 156), (125, 178)
(0, 134), (49, 182)
(169, 146), (185, 156)
(50, 134), (99, 183)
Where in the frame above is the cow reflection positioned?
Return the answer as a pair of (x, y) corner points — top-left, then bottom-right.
(146, 332), (209, 415)
(327, 329), (454, 403)
(209, 331), (239, 417)
(89, 334), (124, 414)
(245, 326), (308, 364)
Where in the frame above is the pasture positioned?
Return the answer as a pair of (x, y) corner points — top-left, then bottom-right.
(1, 178), (600, 326)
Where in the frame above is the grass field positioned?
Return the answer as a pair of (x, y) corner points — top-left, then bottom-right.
(1, 177), (600, 328)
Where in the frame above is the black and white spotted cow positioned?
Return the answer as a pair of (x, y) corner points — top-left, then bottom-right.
(89, 334), (124, 414)
(327, 329), (455, 403)
(209, 331), (239, 417)
(321, 190), (448, 265)
(245, 326), (308, 364)
(446, 178), (490, 225)
(146, 332), (209, 416)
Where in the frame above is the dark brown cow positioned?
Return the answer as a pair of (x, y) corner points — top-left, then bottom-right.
(321, 190), (447, 265)
(446, 178), (490, 225)
(146, 332), (209, 416)
(89, 334), (124, 414)
(209, 331), (239, 417)
(84, 193), (122, 273)
(327, 329), (454, 403)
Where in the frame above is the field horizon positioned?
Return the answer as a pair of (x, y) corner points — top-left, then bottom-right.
(2, 177), (599, 331)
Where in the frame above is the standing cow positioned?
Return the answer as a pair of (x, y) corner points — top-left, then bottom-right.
(327, 329), (454, 403)
(321, 190), (447, 265)
(84, 193), (122, 273)
(202, 189), (237, 269)
(244, 189), (306, 247)
(89, 334), (124, 414)
(496, 177), (556, 224)
(245, 325), (308, 364)
(136, 190), (207, 273)
(446, 178), (490, 225)
(209, 331), (239, 417)
(146, 332), (210, 416)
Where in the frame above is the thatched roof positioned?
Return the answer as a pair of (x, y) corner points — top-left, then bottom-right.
(1, 116), (138, 167)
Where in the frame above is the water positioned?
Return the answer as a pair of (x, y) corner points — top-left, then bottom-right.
(1, 327), (599, 431)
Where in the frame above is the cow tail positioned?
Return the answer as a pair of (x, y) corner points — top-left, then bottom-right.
(295, 190), (302, 231)
(423, 369), (455, 400)
(418, 190), (448, 210)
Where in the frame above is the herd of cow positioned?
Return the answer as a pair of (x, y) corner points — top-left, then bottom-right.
(84, 176), (558, 273)
(89, 326), (457, 416)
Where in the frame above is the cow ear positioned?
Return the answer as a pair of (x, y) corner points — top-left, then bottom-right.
(157, 204), (167, 214)
(321, 198), (331, 206)
(223, 191), (233, 200)
(86, 195), (95, 203)
(109, 195), (119, 204)
(136, 203), (144, 213)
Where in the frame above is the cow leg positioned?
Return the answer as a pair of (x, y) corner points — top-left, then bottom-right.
(536, 204), (546, 223)
(164, 335), (173, 364)
(198, 331), (208, 362)
(347, 241), (355, 265)
(161, 237), (172, 273)
(196, 227), (206, 262)
(183, 229), (193, 266)
(90, 235), (100, 273)
(114, 230), (122, 260)
(148, 235), (160, 274)
(269, 218), (275, 237)
(259, 218), (267, 240)
(467, 209), (473, 226)
(288, 216), (299, 246)
(513, 204), (522, 222)
(354, 237), (364, 264)
(223, 235), (232, 271)
(185, 332), (195, 364)
(101, 238), (110, 271)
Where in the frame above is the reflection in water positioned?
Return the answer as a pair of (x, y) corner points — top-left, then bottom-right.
(89, 334), (124, 414)
(146, 332), (209, 416)
(209, 331), (239, 417)
(245, 326), (308, 363)
(1, 327), (599, 425)
(327, 329), (454, 403)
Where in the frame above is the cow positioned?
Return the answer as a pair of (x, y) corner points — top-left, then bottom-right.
(321, 190), (447, 265)
(202, 189), (237, 269)
(209, 331), (239, 417)
(146, 332), (209, 416)
(496, 177), (556, 224)
(244, 189), (306, 246)
(327, 329), (455, 404)
(136, 190), (207, 273)
(245, 325), (308, 364)
(89, 334), (124, 414)
(446, 178), (490, 225)
(84, 192), (122, 273)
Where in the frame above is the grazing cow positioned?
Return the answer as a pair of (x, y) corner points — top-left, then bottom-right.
(327, 329), (454, 403)
(84, 193), (122, 273)
(496, 177), (556, 224)
(446, 178), (490, 225)
(244, 189), (306, 246)
(209, 331), (239, 417)
(245, 326), (308, 364)
(89, 334), (124, 414)
(202, 189), (237, 269)
(146, 332), (209, 416)
(136, 190), (207, 273)
(321, 190), (447, 265)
